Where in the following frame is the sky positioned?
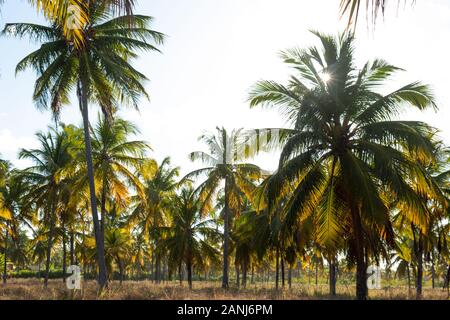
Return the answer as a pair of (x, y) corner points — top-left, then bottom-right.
(0, 0), (450, 176)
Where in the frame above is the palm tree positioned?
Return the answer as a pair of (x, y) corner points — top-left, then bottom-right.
(248, 31), (439, 299)
(4, 2), (164, 288)
(184, 127), (262, 289)
(162, 187), (220, 290)
(0, 169), (33, 284)
(103, 228), (132, 284)
(90, 116), (149, 244)
(129, 157), (179, 283)
(19, 127), (74, 287)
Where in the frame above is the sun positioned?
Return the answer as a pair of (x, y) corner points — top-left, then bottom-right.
(321, 72), (331, 83)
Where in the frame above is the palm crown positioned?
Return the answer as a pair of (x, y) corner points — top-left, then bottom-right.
(248, 31), (441, 299)
(2, 4), (164, 120)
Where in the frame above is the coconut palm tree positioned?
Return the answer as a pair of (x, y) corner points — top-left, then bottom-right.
(3, 2), (164, 288)
(89, 116), (149, 243)
(162, 187), (220, 289)
(129, 157), (179, 283)
(184, 127), (262, 289)
(0, 169), (33, 284)
(248, 31), (439, 299)
(19, 127), (74, 287)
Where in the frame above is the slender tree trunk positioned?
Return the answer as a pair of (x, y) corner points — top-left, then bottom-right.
(288, 267), (292, 290)
(178, 263), (183, 285)
(298, 261), (302, 283)
(243, 263), (248, 288)
(118, 259), (124, 285)
(187, 260), (193, 290)
(235, 262), (240, 288)
(281, 257), (285, 289)
(407, 263), (411, 294)
(351, 204), (368, 300)
(70, 231), (75, 266)
(329, 257), (337, 296)
(251, 265), (254, 285)
(2, 224), (8, 285)
(62, 225), (67, 283)
(78, 79), (108, 289)
(431, 253), (436, 289)
(44, 209), (55, 288)
(100, 185), (107, 250)
(275, 247), (280, 290)
(222, 178), (230, 289)
(416, 234), (424, 299)
(315, 259), (318, 287)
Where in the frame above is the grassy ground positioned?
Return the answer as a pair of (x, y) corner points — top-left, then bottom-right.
(0, 279), (449, 300)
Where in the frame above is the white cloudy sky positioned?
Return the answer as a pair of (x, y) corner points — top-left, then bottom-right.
(0, 0), (449, 175)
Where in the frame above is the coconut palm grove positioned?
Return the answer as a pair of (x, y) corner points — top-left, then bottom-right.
(0, 0), (449, 301)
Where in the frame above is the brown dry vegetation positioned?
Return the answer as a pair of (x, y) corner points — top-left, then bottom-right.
(0, 279), (449, 300)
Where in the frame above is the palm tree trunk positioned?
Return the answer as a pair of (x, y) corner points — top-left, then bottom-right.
(178, 263), (183, 285)
(44, 209), (55, 288)
(118, 258), (124, 285)
(70, 231), (75, 266)
(235, 262), (240, 289)
(2, 224), (8, 285)
(275, 247), (280, 290)
(288, 267), (292, 290)
(351, 204), (368, 300)
(222, 178), (230, 289)
(329, 257), (337, 296)
(416, 234), (424, 299)
(407, 263), (411, 294)
(187, 260), (193, 290)
(242, 261), (247, 288)
(281, 256), (285, 289)
(62, 225), (67, 283)
(78, 79), (108, 289)
(251, 265), (254, 285)
(431, 253), (435, 289)
(315, 259), (318, 288)
(100, 185), (107, 250)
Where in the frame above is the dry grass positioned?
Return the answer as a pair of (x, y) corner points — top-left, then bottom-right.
(0, 279), (448, 300)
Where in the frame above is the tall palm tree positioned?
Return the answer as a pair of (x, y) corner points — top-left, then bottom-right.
(90, 116), (149, 243)
(19, 127), (74, 287)
(162, 187), (220, 290)
(184, 127), (262, 289)
(0, 169), (33, 284)
(248, 31), (439, 299)
(129, 157), (179, 282)
(4, 2), (164, 288)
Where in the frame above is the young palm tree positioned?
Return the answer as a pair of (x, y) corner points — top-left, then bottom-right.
(184, 127), (262, 289)
(3, 2), (164, 288)
(162, 187), (220, 290)
(19, 127), (74, 287)
(90, 116), (149, 242)
(0, 169), (33, 284)
(248, 31), (439, 299)
(129, 157), (179, 283)
(103, 228), (132, 284)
